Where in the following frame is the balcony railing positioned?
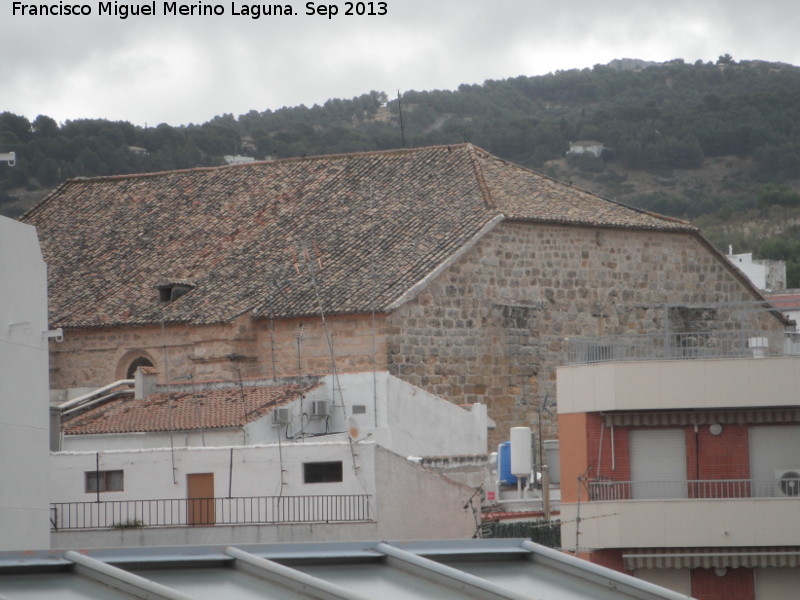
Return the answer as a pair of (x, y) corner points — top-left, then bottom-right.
(587, 478), (800, 501)
(566, 330), (798, 365)
(50, 494), (373, 531)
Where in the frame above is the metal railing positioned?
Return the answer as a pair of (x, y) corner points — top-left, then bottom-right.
(565, 330), (798, 365)
(587, 478), (800, 501)
(50, 494), (373, 531)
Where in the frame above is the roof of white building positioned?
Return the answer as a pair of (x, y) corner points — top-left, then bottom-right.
(62, 380), (319, 435)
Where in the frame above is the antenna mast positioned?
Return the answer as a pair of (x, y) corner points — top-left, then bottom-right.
(396, 90), (406, 148)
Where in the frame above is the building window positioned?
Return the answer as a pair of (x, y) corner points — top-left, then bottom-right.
(86, 470), (124, 493)
(303, 461), (343, 484)
(157, 281), (195, 303)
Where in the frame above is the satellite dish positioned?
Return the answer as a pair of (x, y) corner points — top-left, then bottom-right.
(780, 471), (800, 496)
(346, 416), (360, 441)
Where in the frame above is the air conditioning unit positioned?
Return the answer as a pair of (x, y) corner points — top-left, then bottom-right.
(775, 469), (800, 497)
(311, 400), (330, 418)
(272, 407), (291, 426)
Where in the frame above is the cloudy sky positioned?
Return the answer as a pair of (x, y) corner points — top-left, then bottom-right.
(2, 0), (799, 127)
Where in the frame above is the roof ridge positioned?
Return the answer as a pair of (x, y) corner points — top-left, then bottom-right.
(465, 144), (496, 209)
(482, 151), (695, 229)
(20, 178), (74, 220)
(49, 143), (479, 186)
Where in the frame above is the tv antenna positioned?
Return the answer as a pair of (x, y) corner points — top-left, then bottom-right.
(396, 90), (406, 148)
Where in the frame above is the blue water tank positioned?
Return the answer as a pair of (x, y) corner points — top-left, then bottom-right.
(498, 441), (517, 485)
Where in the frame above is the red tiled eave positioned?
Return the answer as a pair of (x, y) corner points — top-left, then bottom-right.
(62, 382), (319, 435)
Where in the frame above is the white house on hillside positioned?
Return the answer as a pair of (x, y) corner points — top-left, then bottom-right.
(726, 247), (786, 291)
(568, 140), (606, 157)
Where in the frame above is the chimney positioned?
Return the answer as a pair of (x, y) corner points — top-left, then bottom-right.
(134, 366), (159, 399)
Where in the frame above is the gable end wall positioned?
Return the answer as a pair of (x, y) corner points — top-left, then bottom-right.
(386, 222), (781, 447)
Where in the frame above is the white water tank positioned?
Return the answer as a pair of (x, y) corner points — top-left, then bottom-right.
(510, 427), (533, 477)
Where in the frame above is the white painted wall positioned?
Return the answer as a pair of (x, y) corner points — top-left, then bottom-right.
(50, 443), (476, 548)
(561, 497), (800, 551)
(557, 356), (800, 414)
(727, 252), (768, 289)
(0, 217), (50, 550)
(52, 372), (486, 548)
(52, 440), (376, 503)
(727, 251), (786, 291)
(62, 372), (490, 457)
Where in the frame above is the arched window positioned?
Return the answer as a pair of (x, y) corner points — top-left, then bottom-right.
(126, 357), (154, 379)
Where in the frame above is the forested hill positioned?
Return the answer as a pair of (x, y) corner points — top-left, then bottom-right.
(2, 55), (800, 284)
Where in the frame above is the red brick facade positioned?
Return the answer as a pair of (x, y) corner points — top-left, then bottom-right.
(691, 567), (755, 600)
(689, 424), (750, 481)
(568, 419), (752, 498)
(561, 415), (798, 599)
(581, 549), (632, 575)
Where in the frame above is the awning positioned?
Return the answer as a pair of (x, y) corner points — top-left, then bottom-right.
(623, 547), (800, 570)
(604, 407), (800, 428)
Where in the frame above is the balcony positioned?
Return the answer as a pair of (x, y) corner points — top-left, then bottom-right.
(50, 494), (373, 531)
(566, 329), (799, 366)
(560, 479), (800, 551)
(587, 477), (800, 501)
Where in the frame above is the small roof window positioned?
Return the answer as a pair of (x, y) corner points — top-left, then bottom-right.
(156, 280), (195, 303)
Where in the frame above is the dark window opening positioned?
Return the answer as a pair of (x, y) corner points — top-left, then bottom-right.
(303, 461), (343, 484)
(86, 470), (124, 493)
(157, 282), (194, 303)
(126, 357), (154, 379)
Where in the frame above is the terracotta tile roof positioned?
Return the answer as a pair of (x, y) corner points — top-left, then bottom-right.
(24, 144), (695, 328)
(765, 291), (800, 310)
(62, 382), (318, 435)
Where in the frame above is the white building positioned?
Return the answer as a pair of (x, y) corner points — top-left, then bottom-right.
(50, 371), (491, 548)
(0, 216), (51, 551)
(568, 140), (606, 157)
(56, 370), (489, 457)
(726, 248), (786, 291)
(223, 154), (256, 165)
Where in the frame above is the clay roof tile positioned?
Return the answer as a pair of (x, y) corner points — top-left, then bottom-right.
(24, 144), (694, 328)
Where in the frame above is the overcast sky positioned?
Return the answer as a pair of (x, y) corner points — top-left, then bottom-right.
(2, 0), (799, 127)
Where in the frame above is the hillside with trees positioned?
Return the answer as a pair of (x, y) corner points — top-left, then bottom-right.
(2, 55), (800, 285)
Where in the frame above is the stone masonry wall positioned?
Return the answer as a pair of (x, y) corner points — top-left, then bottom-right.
(386, 222), (784, 448)
(50, 316), (258, 390)
(49, 220), (782, 452)
(50, 313), (389, 392)
(253, 313), (391, 379)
